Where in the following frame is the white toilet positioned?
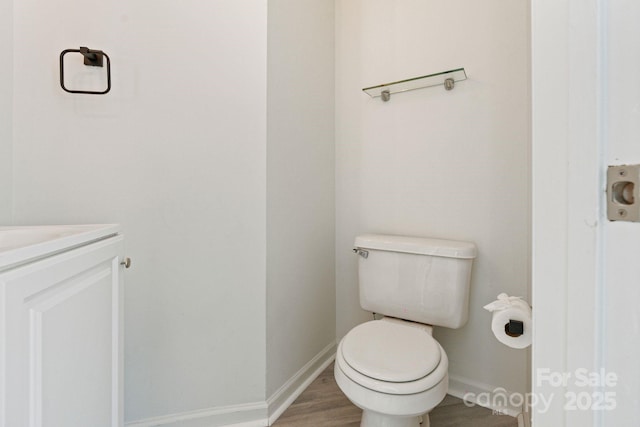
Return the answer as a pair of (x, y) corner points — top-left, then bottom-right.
(335, 234), (477, 427)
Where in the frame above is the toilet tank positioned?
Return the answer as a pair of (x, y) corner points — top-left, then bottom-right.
(354, 234), (477, 329)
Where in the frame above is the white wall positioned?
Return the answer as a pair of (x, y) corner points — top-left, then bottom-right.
(11, 0), (268, 423)
(0, 0), (12, 224)
(266, 0), (336, 397)
(335, 0), (530, 398)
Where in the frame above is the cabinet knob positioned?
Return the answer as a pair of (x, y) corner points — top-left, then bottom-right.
(120, 257), (131, 269)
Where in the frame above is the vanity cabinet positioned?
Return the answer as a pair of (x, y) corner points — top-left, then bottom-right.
(0, 234), (124, 427)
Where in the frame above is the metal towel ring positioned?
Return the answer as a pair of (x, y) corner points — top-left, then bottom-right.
(59, 47), (111, 95)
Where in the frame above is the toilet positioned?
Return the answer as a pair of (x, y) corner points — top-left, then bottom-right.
(334, 234), (477, 427)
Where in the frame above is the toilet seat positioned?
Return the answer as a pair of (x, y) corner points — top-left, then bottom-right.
(342, 320), (440, 382)
(337, 320), (448, 395)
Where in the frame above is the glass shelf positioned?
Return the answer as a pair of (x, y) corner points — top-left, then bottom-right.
(362, 68), (467, 101)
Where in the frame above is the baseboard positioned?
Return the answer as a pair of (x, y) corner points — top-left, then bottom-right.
(448, 374), (523, 418)
(266, 341), (337, 425)
(516, 412), (530, 427)
(124, 401), (268, 427)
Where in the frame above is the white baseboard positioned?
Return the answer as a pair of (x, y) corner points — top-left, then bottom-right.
(448, 374), (523, 419)
(516, 412), (529, 427)
(124, 342), (336, 427)
(125, 401), (268, 427)
(266, 341), (337, 425)
(222, 421), (269, 427)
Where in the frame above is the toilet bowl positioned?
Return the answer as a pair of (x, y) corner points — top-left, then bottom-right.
(334, 318), (449, 427)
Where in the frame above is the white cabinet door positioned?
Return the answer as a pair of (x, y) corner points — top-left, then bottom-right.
(1, 235), (124, 427)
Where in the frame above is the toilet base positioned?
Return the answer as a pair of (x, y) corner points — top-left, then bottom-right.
(360, 410), (430, 427)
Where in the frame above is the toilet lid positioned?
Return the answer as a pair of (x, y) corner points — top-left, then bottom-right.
(341, 320), (441, 383)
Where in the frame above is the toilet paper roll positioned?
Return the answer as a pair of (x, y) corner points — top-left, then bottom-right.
(484, 293), (532, 349)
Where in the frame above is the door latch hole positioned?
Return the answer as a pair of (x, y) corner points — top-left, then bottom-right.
(612, 181), (635, 205)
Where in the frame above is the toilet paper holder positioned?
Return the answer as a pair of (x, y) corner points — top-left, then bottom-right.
(505, 319), (524, 337)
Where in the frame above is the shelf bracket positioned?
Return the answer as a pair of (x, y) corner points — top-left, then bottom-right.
(444, 78), (455, 90)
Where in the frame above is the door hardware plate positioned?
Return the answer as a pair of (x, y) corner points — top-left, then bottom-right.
(607, 164), (640, 222)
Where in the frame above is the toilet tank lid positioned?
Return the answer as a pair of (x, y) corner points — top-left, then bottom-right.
(355, 234), (477, 259)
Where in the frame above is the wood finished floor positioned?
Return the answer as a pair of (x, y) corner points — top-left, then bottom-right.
(273, 362), (518, 427)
